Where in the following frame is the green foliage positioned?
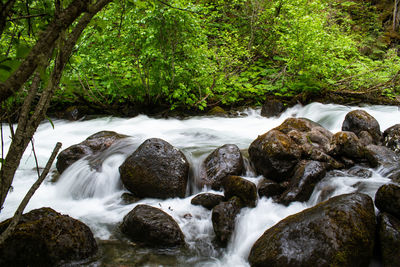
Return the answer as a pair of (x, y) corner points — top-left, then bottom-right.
(3, 0), (399, 113)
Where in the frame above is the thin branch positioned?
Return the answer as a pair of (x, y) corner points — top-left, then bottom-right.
(0, 142), (62, 245)
(30, 138), (40, 178)
(7, 13), (47, 22)
(156, 0), (201, 14)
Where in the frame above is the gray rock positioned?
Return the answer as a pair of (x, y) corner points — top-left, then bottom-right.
(120, 204), (185, 247)
(119, 138), (189, 199)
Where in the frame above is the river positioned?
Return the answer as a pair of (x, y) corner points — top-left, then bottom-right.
(1, 102), (399, 266)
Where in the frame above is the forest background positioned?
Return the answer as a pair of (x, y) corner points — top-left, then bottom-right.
(1, 0), (400, 117)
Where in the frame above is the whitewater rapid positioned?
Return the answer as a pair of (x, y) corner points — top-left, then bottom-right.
(1, 102), (399, 266)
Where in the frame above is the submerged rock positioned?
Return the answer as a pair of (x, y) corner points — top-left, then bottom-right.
(56, 130), (127, 174)
(120, 205), (185, 247)
(383, 124), (400, 153)
(212, 196), (243, 246)
(375, 184), (400, 218)
(342, 109), (381, 144)
(377, 212), (400, 267)
(248, 193), (376, 267)
(119, 138), (189, 199)
(191, 193), (225, 210)
(224, 175), (257, 207)
(279, 160), (327, 205)
(199, 144), (244, 190)
(0, 207), (98, 267)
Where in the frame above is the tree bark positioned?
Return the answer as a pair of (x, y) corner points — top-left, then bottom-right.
(0, 0), (113, 210)
(0, 0), (16, 39)
(0, 0), (89, 104)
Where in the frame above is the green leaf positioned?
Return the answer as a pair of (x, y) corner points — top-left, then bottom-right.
(46, 116), (55, 129)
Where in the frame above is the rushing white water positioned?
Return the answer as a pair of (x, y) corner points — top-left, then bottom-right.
(1, 102), (399, 266)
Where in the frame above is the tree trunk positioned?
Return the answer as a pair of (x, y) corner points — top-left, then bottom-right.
(0, 0), (113, 211)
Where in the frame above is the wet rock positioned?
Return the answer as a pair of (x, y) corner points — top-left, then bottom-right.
(224, 175), (257, 207)
(57, 105), (90, 121)
(348, 166), (373, 178)
(279, 160), (327, 205)
(377, 212), (400, 267)
(212, 196), (243, 246)
(342, 109), (381, 144)
(364, 145), (400, 181)
(328, 131), (367, 161)
(0, 207), (98, 267)
(383, 124), (400, 153)
(208, 106), (227, 116)
(261, 99), (286, 118)
(248, 193), (376, 267)
(375, 184), (400, 218)
(119, 138), (189, 199)
(120, 193), (140, 205)
(191, 193), (225, 210)
(249, 130), (301, 182)
(56, 130), (127, 174)
(358, 130), (374, 146)
(120, 205), (185, 247)
(257, 179), (286, 198)
(249, 118), (335, 182)
(199, 144), (244, 190)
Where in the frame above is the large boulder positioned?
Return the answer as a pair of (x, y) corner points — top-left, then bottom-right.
(199, 144), (244, 190)
(224, 175), (257, 207)
(56, 130), (127, 174)
(249, 130), (301, 182)
(375, 184), (400, 218)
(342, 109), (381, 144)
(248, 193), (376, 267)
(328, 131), (367, 162)
(377, 212), (400, 267)
(383, 124), (400, 153)
(120, 204), (185, 247)
(0, 208), (98, 267)
(279, 160), (327, 205)
(212, 196), (243, 246)
(119, 138), (189, 199)
(191, 193), (225, 210)
(249, 118), (335, 182)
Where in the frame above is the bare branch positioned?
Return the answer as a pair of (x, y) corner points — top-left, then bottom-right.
(7, 13), (47, 22)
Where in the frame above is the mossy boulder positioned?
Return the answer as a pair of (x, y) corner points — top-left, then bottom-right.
(383, 124), (400, 153)
(56, 130), (128, 174)
(375, 184), (400, 218)
(191, 193), (225, 210)
(208, 106), (227, 116)
(0, 207), (98, 267)
(119, 138), (189, 199)
(279, 160), (327, 205)
(211, 196), (244, 246)
(224, 175), (257, 207)
(249, 129), (301, 182)
(199, 144), (244, 190)
(328, 131), (367, 162)
(342, 109), (381, 144)
(120, 204), (185, 247)
(377, 212), (400, 267)
(248, 193), (376, 267)
(249, 118), (335, 182)
(257, 178), (286, 199)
